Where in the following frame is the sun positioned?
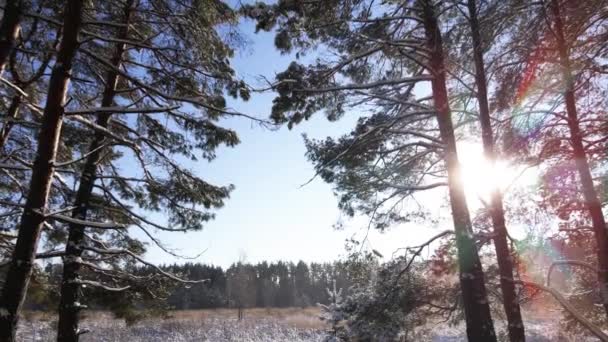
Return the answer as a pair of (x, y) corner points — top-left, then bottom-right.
(457, 142), (527, 205)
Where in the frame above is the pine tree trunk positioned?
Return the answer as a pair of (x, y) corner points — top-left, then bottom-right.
(466, 1), (526, 340)
(419, 1), (497, 340)
(56, 3), (133, 341)
(0, 1), (84, 341)
(550, 0), (608, 318)
(0, 95), (21, 151)
(0, 0), (22, 75)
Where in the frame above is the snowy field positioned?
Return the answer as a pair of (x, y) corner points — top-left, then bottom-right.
(17, 309), (325, 342)
(15, 308), (600, 341)
(18, 317), (324, 342)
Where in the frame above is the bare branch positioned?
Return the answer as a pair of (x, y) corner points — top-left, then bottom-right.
(64, 105), (180, 116)
(515, 280), (608, 342)
(546, 260), (599, 287)
(297, 75), (433, 93)
(74, 279), (131, 292)
(83, 245), (207, 284)
(55, 144), (110, 167)
(36, 250), (66, 259)
(386, 181), (448, 193)
(48, 213), (127, 229)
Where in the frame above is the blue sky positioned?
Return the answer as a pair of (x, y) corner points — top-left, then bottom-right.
(137, 13), (545, 269)
(138, 18), (452, 268)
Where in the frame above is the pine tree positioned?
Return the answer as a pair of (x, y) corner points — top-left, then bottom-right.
(460, 0), (526, 340)
(0, 1), (86, 340)
(245, 0), (497, 339)
(492, 0), (608, 323)
(0, 0), (64, 224)
(56, 1), (136, 339)
(51, 0), (253, 339)
(547, 0), (608, 318)
(0, 0), (255, 339)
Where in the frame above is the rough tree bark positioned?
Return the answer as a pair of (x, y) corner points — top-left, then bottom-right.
(550, 0), (608, 318)
(0, 1), (84, 341)
(466, 0), (526, 340)
(0, 0), (22, 75)
(419, 0), (497, 340)
(56, 2), (134, 341)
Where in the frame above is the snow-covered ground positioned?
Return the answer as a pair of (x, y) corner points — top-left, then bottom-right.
(428, 317), (601, 342)
(18, 317), (324, 342)
(16, 312), (600, 341)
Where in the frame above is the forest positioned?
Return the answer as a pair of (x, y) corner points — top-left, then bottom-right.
(0, 0), (606, 341)
(23, 261), (355, 312)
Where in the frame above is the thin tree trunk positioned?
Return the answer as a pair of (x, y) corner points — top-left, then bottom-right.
(0, 0), (22, 75)
(0, 95), (21, 150)
(419, 1), (497, 340)
(466, 0), (526, 341)
(550, 0), (608, 318)
(56, 2), (133, 341)
(0, 1), (84, 341)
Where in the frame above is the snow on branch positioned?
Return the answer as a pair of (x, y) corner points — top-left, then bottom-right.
(386, 181), (448, 194)
(48, 213), (127, 229)
(35, 250), (66, 259)
(68, 115), (138, 149)
(382, 230), (455, 301)
(297, 75), (434, 93)
(81, 49), (271, 125)
(74, 279), (131, 292)
(515, 280), (608, 342)
(83, 245), (207, 284)
(64, 105), (179, 116)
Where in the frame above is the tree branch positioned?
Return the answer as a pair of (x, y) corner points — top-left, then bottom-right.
(546, 260), (599, 287)
(64, 105), (180, 116)
(515, 280), (608, 342)
(48, 213), (127, 229)
(83, 245), (207, 284)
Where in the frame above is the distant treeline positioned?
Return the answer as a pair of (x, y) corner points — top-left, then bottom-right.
(26, 260), (354, 311)
(159, 261), (353, 309)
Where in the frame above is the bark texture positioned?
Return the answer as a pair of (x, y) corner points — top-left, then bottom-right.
(0, 1), (84, 341)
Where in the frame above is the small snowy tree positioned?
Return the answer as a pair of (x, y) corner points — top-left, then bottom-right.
(319, 256), (428, 341)
(319, 281), (347, 342)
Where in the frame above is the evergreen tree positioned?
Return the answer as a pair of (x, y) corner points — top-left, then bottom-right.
(245, 0), (498, 339)
(56, 1), (137, 339)
(0, 1), (85, 339)
(51, 0), (253, 339)
(546, 0), (608, 318)
(319, 257), (426, 341)
(294, 260), (312, 307)
(0, 0), (255, 339)
(492, 0), (608, 324)
(456, 0), (526, 339)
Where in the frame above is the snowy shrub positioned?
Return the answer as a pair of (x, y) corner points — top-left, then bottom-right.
(319, 257), (426, 341)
